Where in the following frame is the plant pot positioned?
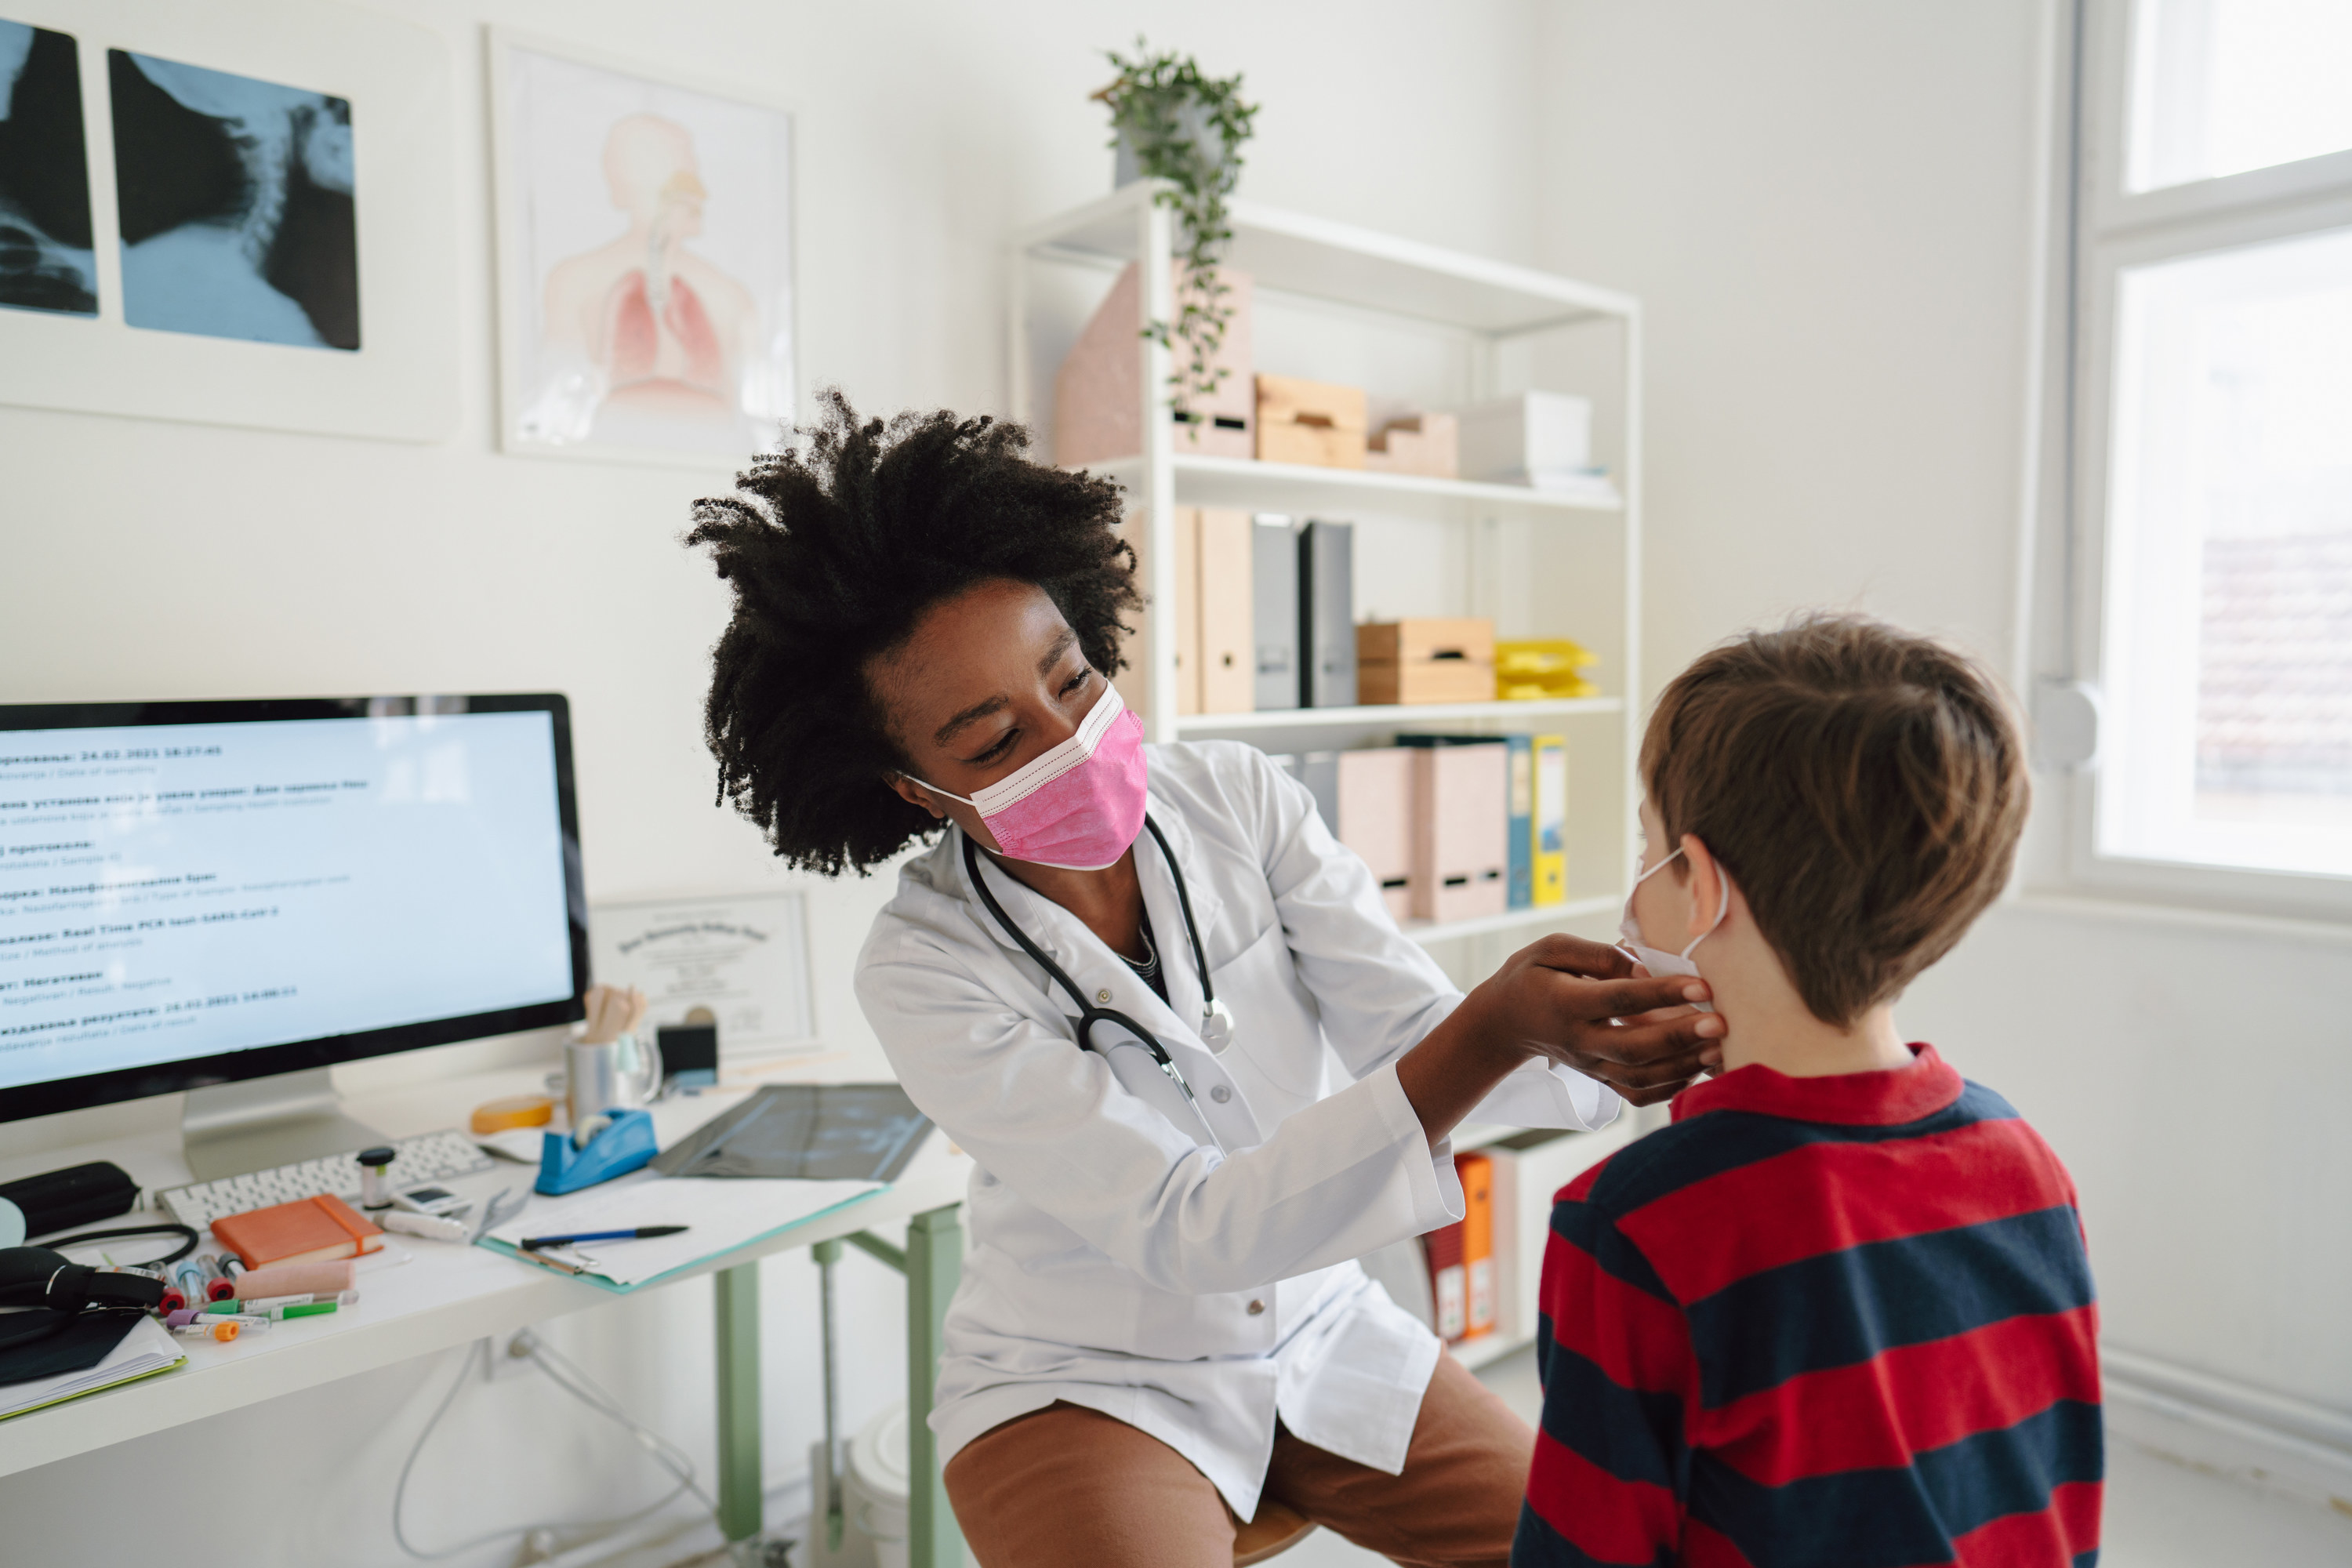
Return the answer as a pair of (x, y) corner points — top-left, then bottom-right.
(1113, 97), (1235, 190)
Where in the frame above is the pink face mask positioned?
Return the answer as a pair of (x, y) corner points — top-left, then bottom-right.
(909, 682), (1149, 870)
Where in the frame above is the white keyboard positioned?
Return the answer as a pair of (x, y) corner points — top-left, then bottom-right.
(156, 1129), (497, 1234)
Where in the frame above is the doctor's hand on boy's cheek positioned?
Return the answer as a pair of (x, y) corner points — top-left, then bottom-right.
(1480, 934), (1726, 1105)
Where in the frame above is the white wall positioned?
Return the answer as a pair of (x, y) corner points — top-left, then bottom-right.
(0, 2), (1546, 1563)
(8, 2), (2343, 1555)
(1534, 0), (2352, 1424)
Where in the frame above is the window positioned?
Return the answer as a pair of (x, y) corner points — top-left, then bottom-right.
(2126, 0), (2352, 191)
(2066, 0), (2352, 909)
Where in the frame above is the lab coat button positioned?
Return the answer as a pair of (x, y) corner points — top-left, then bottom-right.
(1094, 988), (1112, 1004)
(1210, 1084), (1232, 1103)
(1247, 1298), (1265, 1316)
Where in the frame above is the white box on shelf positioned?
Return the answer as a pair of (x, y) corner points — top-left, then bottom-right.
(1483, 1118), (1638, 1347)
(1453, 391), (1593, 485)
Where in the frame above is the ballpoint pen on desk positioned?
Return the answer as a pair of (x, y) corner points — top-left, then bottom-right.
(520, 1226), (688, 1252)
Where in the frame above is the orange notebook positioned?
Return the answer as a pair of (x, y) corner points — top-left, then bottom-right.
(211, 1192), (384, 1270)
(1457, 1152), (1496, 1340)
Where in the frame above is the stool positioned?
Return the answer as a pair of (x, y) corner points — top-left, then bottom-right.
(1234, 1498), (1316, 1565)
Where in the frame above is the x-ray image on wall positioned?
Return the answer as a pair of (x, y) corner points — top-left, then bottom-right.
(0, 19), (96, 317)
(108, 49), (358, 350)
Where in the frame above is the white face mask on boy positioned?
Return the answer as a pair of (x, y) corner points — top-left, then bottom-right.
(1617, 846), (1729, 1013)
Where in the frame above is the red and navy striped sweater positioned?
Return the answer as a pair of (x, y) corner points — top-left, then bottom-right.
(1515, 1045), (2101, 1567)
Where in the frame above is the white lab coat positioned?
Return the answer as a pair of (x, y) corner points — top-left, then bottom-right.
(855, 741), (1619, 1519)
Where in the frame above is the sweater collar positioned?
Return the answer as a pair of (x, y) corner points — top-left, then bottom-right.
(1670, 1044), (1962, 1127)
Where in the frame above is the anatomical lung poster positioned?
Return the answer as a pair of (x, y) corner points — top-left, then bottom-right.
(492, 34), (795, 465)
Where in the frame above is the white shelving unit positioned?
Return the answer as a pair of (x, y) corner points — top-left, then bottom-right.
(1080, 452), (1622, 524)
(1175, 695), (1623, 735)
(1011, 183), (1646, 1377)
(1009, 180), (1645, 942)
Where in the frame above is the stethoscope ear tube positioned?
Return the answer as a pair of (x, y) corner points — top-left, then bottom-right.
(961, 826), (1225, 1148)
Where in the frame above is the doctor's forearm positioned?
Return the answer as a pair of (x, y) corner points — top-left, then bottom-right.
(1393, 993), (1534, 1149)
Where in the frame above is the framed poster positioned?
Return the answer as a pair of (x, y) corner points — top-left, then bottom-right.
(489, 31), (796, 466)
(0, 0), (458, 441)
(589, 891), (816, 1064)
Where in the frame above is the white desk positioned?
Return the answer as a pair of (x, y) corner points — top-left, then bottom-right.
(0, 1062), (971, 1566)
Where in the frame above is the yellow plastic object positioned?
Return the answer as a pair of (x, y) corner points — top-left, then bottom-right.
(1496, 639), (1602, 702)
(470, 1094), (555, 1135)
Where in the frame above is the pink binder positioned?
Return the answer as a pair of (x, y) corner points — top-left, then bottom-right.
(1410, 743), (1508, 923)
(1337, 749), (1414, 922)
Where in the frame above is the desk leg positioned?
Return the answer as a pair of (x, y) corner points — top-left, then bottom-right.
(714, 1261), (763, 1548)
(906, 1205), (964, 1568)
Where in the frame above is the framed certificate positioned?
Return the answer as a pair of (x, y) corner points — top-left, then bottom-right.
(589, 891), (814, 1063)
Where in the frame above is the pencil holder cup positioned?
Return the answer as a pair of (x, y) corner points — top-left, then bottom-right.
(564, 1040), (620, 1130)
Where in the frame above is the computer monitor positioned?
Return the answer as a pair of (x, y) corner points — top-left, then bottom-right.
(0, 695), (587, 1176)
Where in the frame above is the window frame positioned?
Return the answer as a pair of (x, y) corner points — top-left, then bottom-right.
(2040, 0), (2352, 923)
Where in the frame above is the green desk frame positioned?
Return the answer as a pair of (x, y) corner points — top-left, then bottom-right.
(712, 1203), (966, 1567)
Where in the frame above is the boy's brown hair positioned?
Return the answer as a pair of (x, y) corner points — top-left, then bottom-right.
(1641, 613), (2028, 1026)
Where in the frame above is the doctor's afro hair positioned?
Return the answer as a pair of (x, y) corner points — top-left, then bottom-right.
(686, 390), (1140, 876)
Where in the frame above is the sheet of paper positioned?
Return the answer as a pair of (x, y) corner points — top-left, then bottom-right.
(485, 1170), (881, 1287)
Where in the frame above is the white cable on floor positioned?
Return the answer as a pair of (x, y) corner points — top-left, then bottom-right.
(391, 1332), (716, 1561)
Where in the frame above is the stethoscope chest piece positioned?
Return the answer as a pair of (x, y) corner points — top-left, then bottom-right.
(1200, 997), (1235, 1054)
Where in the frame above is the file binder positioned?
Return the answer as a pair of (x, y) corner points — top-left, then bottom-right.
(1250, 514), (1299, 710)
(1296, 519), (1356, 708)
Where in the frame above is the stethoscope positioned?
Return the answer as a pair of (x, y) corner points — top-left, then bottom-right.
(962, 816), (1235, 1143)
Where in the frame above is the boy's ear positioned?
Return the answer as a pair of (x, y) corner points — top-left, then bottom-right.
(1680, 833), (1729, 940)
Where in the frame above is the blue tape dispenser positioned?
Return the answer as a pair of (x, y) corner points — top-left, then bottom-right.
(536, 1109), (656, 1196)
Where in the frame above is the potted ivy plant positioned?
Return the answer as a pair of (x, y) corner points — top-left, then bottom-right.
(1095, 41), (1259, 423)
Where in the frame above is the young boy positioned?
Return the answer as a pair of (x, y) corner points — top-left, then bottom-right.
(1515, 615), (2101, 1567)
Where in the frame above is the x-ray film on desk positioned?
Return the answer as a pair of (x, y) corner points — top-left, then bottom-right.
(651, 1083), (931, 1182)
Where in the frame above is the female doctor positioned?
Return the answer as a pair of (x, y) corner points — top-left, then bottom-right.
(690, 396), (1724, 1568)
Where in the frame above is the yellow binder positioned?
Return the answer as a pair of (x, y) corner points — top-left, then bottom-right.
(1531, 734), (1567, 906)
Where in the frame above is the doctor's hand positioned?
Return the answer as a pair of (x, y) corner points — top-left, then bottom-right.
(1483, 935), (1726, 1105)
(1397, 935), (1725, 1145)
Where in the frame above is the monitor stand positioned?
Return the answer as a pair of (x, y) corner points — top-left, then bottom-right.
(182, 1068), (388, 1182)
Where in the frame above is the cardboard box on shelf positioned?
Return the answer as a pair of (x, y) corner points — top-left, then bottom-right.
(1363, 412), (1459, 478)
(1055, 263), (1254, 466)
(1451, 390), (1593, 486)
(1356, 618), (1497, 706)
(1255, 374), (1367, 469)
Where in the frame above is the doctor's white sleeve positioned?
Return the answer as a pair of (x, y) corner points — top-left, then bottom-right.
(1245, 751), (1622, 1133)
(855, 935), (1463, 1297)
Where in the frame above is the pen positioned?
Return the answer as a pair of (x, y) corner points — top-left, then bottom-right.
(519, 1226), (688, 1251)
